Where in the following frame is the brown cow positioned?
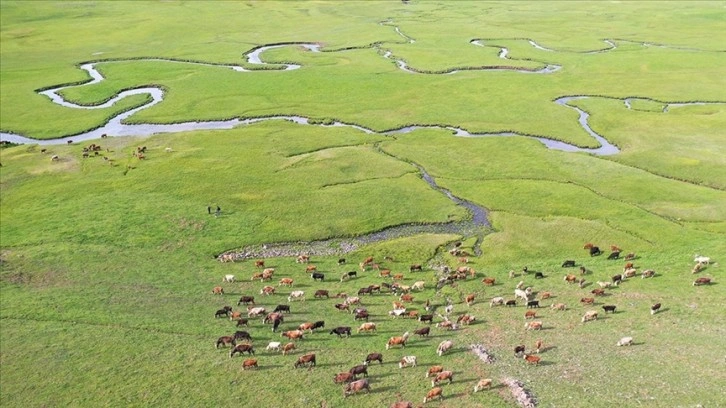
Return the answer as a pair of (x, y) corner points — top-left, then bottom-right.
(693, 277), (712, 286)
(431, 371), (454, 387)
(400, 294), (414, 303)
(473, 378), (493, 392)
(580, 297), (595, 305)
(314, 290), (330, 298)
(298, 322), (315, 333)
(334, 372), (354, 384)
(255, 260), (265, 268)
(465, 293), (476, 307)
(390, 402), (414, 408)
(591, 288), (606, 296)
(343, 378), (370, 397)
(294, 353), (316, 368)
(426, 365), (444, 378)
(535, 339), (543, 353)
(216, 336), (235, 349)
(482, 277), (495, 286)
(564, 274), (577, 284)
(379, 269), (391, 278)
(282, 342), (296, 355)
(423, 387), (443, 403)
(386, 332), (410, 350)
(260, 286), (276, 296)
(525, 321), (543, 330)
(229, 343), (255, 357)
(279, 278), (294, 287)
(212, 286), (224, 295)
(282, 330), (305, 340)
(306, 265), (317, 272)
(242, 358), (258, 370)
(523, 354), (541, 365)
(296, 255), (310, 263)
(393, 274), (404, 281)
(357, 322), (377, 333)
(524, 310), (537, 319)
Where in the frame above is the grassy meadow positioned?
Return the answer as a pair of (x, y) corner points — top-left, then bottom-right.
(1, 2), (725, 407)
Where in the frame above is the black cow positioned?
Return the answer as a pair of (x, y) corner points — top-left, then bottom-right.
(274, 304), (291, 314)
(562, 260), (576, 268)
(311, 272), (325, 281)
(612, 274), (623, 284)
(418, 314), (434, 324)
(364, 353), (383, 365)
(514, 345), (526, 356)
(237, 296), (255, 305)
(312, 320), (325, 330)
(330, 326), (352, 337)
(347, 271), (357, 278)
(233, 331), (252, 342)
(338, 258), (346, 265)
(349, 364), (369, 378)
(215, 306), (232, 318)
(506, 300), (516, 307)
(526, 300), (540, 309)
(602, 305), (617, 313)
(534, 272), (545, 279)
(608, 251), (621, 260)
(589, 246), (602, 256)
(358, 287), (372, 296)
(235, 318), (250, 327)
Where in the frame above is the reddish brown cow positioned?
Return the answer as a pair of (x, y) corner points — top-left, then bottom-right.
(524, 310), (537, 319)
(390, 401), (414, 408)
(591, 288), (606, 296)
(216, 336), (235, 348)
(343, 378), (370, 397)
(296, 255), (310, 263)
(424, 387), (443, 403)
(306, 265), (317, 272)
(426, 365), (444, 378)
(255, 260), (265, 268)
(393, 274), (404, 281)
(294, 353), (316, 368)
(386, 332), (410, 350)
(693, 277), (712, 286)
(229, 343), (255, 357)
(431, 371), (454, 387)
(465, 293), (476, 307)
(212, 286), (224, 295)
(379, 270), (391, 278)
(580, 297), (595, 305)
(523, 354), (541, 365)
(298, 322), (315, 332)
(564, 274), (577, 283)
(334, 372), (354, 384)
(282, 342), (296, 355)
(282, 330), (305, 340)
(482, 277), (496, 286)
(242, 359), (258, 370)
(400, 294), (414, 303)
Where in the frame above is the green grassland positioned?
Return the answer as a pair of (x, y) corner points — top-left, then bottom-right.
(1, 2), (725, 408)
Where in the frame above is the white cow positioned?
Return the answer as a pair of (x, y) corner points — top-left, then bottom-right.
(288, 290), (305, 302)
(266, 341), (281, 352)
(437, 340), (454, 356)
(399, 355), (417, 368)
(223, 274), (235, 283)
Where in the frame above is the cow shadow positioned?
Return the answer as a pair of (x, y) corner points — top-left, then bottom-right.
(373, 385), (398, 394)
(255, 364), (284, 370)
(657, 307), (670, 314)
(540, 345), (557, 353)
(537, 360), (556, 366)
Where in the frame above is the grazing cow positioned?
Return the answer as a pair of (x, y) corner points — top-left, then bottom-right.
(364, 352), (383, 365)
(535, 339), (543, 353)
(389, 308), (407, 318)
(260, 286), (276, 296)
(310, 321), (325, 331)
(215, 306), (232, 318)
(265, 342), (281, 352)
(456, 314), (475, 325)
(693, 255), (710, 264)
(294, 353), (316, 368)
(298, 322), (315, 333)
(591, 288), (606, 296)
(229, 311), (243, 321)
(386, 332), (410, 350)
(223, 274), (235, 283)
(693, 277), (712, 286)
(261, 269), (275, 281)
(400, 294), (414, 303)
(562, 260), (576, 268)
(474, 378), (493, 392)
(254, 260), (265, 268)
(378, 269), (391, 279)
(349, 364), (369, 379)
(212, 286), (224, 295)
(611, 274), (622, 285)
(482, 277), (496, 286)
(651, 303), (661, 315)
(624, 253), (636, 261)
(580, 297), (595, 305)
(263, 312), (283, 324)
(579, 266), (588, 275)
(505, 299), (517, 307)
(288, 290), (305, 302)
(216, 336), (236, 349)
(582, 310), (598, 323)
(368, 284), (381, 293)
(247, 306), (266, 318)
(314, 289), (330, 299)
(436, 340), (454, 356)
(306, 265), (318, 273)
(597, 281), (612, 288)
(233, 331), (252, 342)
(235, 318), (249, 327)
(623, 268), (637, 278)
(282, 342), (296, 355)
(393, 273), (404, 281)
(514, 345), (526, 355)
(311, 272), (324, 281)
(418, 314), (434, 324)
(335, 303), (350, 312)
(390, 402), (413, 408)
(551, 303), (566, 311)
(414, 327), (430, 337)
(436, 320), (456, 330)
(540, 291), (552, 300)
(271, 317), (282, 332)
(282, 330), (305, 340)
(347, 270), (357, 278)
(524, 310), (537, 319)
(602, 305), (617, 313)
(296, 254), (310, 263)
(426, 365), (444, 378)
(642, 269), (655, 279)
(272, 304), (290, 314)
(242, 358), (258, 370)
(526, 300), (540, 309)
(424, 387), (443, 403)
(617, 336), (634, 347)
(412, 281), (426, 291)
(464, 293), (476, 307)
(334, 372), (355, 384)
(279, 278), (294, 287)
(490, 297), (505, 307)
(514, 289), (529, 302)
(431, 371), (454, 387)
(237, 296), (255, 306)
(523, 354), (541, 365)
(343, 378), (370, 398)
(692, 263), (705, 274)
(358, 322), (377, 333)
(354, 311), (369, 321)
(330, 326), (352, 337)
(338, 258), (346, 265)
(564, 274), (577, 284)
(534, 272), (545, 279)
(525, 321), (543, 330)
(589, 246), (602, 256)
(229, 343), (255, 357)
(50, 154), (60, 161)
(250, 272), (264, 281)
(345, 296), (361, 305)
(608, 251), (621, 260)
(358, 287), (372, 296)
(410, 264), (423, 272)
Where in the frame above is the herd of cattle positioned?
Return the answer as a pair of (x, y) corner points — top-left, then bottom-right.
(210, 244), (714, 405)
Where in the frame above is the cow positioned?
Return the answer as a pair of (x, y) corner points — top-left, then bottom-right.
(379, 269), (392, 278)
(358, 287), (372, 296)
(425, 365), (445, 379)
(386, 332), (410, 350)
(368, 284), (381, 293)
(418, 314), (434, 324)
(535, 339), (543, 353)
(261, 269), (275, 281)
(288, 290), (305, 302)
(540, 291), (552, 300)
(334, 372), (355, 384)
(514, 289), (529, 302)
(215, 336), (236, 349)
(229, 343), (255, 357)
(524, 310), (537, 319)
(265, 342), (281, 352)
(296, 254), (310, 264)
(215, 306), (232, 318)
(526, 300), (540, 308)
(602, 305), (617, 313)
(616, 336), (634, 346)
(564, 274), (577, 284)
(651, 303), (662, 314)
(233, 331), (252, 342)
(694, 255), (710, 265)
(456, 314), (475, 325)
(393, 273), (404, 281)
(254, 260), (265, 268)
(490, 297), (505, 307)
(437, 340), (454, 356)
(349, 364), (369, 379)
(612, 274), (622, 285)
(414, 327), (430, 337)
(311, 272), (324, 281)
(580, 297), (595, 305)
(624, 253), (636, 261)
(357, 322), (377, 333)
(263, 312), (283, 324)
(306, 265), (318, 273)
(330, 326), (352, 337)
(424, 387), (443, 403)
(464, 293), (476, 307)
(410, 264), (423, 272)
(623, 268), (637, 278)
(693, 277), (711, 286)
(534, 272), (545, 279)
(473, 378), (493, 392)
(345, 296), (361, 305)
(389, 308), (407, 318)
(294, 353), (316, 368)
(282, 330), (305, 341)
(514, 345), (526, 356)
(390, 402), (414, 408)
(431, 370), (454, 387)
(505, 299), (517, 307)
(335, 303), (350, 312)
(229, 311), (243, 321)
(343, 378), (370, 397)
(235, 318), (250, 327)
(642, 269), (655, 279)
(247, 306), (266, 318)
(354, 311), (370, 321)
(525, 321), (543, 330)
(271, 305), (290, 314)
(582, 310), (598, 323)
(282, 342), (296, 355)
(412, 281), (426, 291)
(237, 296), (255, 305)
(271, 317), (283, 332)
(591, 288), (606, 296)
(223, 274), (235, 283)
(363, 352), (383, 366)
(597, 281), (612, 288)
(279, 278), (294, 287)
(588, 246), (602, 256)
(608, 251), (621, 260)
(314, 289), (330, 299)
(242, 359), (258, 370)
(260, 286), (276, 296)
(523, 354), (541, 365)
(482, 277), (496, 286)
(579, 266), (588, 275)
(551, 303), (566, 311)
(562, 260), (576, 268)
(212, 286), (224, 295)
(400, 294), (414, 303)
(298, 322), (315, 333)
